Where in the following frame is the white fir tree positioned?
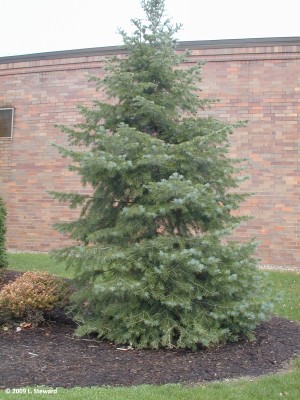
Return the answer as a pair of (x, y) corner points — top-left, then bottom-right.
(51, 0), (273, 349)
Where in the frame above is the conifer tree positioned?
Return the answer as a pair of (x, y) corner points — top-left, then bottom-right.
(52, 0), (273, 349)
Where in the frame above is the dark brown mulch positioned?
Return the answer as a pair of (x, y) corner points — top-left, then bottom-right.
(0, 270), (299, 389)
(0, 269), (24, 285)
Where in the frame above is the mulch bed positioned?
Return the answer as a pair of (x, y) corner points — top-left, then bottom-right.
(0, 270), (299, 389)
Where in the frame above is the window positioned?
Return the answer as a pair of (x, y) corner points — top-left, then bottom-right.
(0, 108), (14, 138)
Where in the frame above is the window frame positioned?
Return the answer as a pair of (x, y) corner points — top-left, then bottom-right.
(0, 107), (14, 139)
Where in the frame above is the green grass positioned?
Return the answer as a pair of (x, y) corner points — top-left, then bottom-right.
(269, 271), (300, 322)
(3, 253), (300, 399)
(7, 252), (72, 278)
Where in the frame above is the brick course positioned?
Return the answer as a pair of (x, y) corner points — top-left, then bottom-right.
(0, 38), (299, 266)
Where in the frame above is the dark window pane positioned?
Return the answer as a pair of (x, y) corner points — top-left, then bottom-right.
(0, 109), (13, 138)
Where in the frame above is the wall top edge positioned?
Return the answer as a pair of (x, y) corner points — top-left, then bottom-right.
(1, 37), (299, 64)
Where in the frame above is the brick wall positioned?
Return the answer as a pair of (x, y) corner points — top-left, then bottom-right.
(0, 38), (299, 266)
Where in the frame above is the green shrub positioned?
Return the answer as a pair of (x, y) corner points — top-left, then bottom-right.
(0, 271), (71, 324)
(0, 196), (8, 271)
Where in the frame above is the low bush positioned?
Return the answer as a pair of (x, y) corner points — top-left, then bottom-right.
(0, 197), (8, 271)
(0, 271), (71, 324)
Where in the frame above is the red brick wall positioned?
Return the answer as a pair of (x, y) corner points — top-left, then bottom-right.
(0, 38), (299, 266)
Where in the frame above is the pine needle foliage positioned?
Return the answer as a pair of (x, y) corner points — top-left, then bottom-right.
(51, 0), (273, 349)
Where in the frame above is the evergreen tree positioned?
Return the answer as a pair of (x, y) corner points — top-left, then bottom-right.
(52, 0), (273, 349)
